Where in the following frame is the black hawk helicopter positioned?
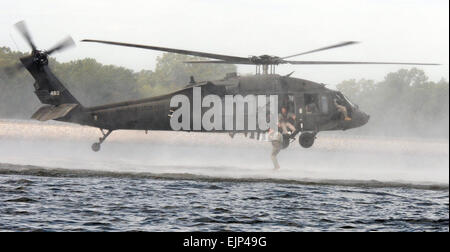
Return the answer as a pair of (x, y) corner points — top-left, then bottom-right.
(4, 21), (439, 152)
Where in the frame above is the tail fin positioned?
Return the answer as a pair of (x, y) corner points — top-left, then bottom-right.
(20, 54), (81, 106)
(11, 21), (78, 106)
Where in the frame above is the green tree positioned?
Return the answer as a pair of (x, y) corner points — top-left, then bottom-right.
(146, 53), (237, 95)
(337, 68), (449, 138)
(0, 47), (237, 116)
(51, 58), (140, 106)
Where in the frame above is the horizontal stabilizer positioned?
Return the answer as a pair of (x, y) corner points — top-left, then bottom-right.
(31, 103), (78, 121)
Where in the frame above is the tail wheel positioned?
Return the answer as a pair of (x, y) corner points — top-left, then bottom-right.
(299, 132), (316, 148)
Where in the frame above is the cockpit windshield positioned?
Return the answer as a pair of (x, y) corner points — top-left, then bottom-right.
(342, 94), (355, 107)
(336, 91), (355, 108)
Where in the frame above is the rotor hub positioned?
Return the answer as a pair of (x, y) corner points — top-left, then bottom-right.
(32, 50), (49, 65)
(249, 55), (283, 65)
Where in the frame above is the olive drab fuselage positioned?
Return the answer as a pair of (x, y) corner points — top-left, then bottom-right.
(58, 73), (369, 134)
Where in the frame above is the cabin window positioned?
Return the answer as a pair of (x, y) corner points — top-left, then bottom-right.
(279, 95), (295, 114)
(320, 95), (329, 114)
(304, 93), (319, 114)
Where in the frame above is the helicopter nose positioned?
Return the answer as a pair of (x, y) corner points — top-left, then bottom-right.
(362, 112), (370, 125)
(352, 110), (370, 128)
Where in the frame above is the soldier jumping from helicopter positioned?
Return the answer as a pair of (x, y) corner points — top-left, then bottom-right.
(269, 106), (297, 170)
(269, 128), (282, 170)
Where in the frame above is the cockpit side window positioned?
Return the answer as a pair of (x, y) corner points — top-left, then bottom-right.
(336, 92), (354, 107)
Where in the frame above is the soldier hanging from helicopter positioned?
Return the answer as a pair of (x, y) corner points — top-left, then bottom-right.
(279, 106), (296, 135)
(278, 96), (296, 135)
(270, 97), (298, 170)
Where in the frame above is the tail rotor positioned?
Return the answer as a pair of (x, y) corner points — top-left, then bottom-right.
(2, 20), (75, 76)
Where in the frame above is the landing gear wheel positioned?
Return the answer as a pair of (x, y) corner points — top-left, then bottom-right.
(299, 132), (316, 148)
(91, 129), (113, 152)
(91, 142), (101, 152)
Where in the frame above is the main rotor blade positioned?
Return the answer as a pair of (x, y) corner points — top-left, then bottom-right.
(285, 60), (440, 65)
(184, 60), (253, 64)
(282, 41), (359, 59)
(82, 39), (249, 63)
(14, 20), (37, 51)
(47, 36), (75, 55)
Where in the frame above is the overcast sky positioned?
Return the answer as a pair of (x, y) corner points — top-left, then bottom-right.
(1, 0), (448, 85)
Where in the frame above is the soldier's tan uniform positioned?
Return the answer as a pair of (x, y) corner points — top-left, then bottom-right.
(268, 130), (282, 170)
(334, 98), (351, 121)
(279, 112), (296, 134)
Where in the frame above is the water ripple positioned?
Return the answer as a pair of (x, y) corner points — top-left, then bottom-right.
(0, 170), (448, 232)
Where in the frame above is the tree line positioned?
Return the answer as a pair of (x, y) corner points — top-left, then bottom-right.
(337, 68), (448, 138)
(0, 46), (448, 138)
(0, 46), (236, 116)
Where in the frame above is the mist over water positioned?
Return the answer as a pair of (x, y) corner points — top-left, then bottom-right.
(0, 120), (448, 231)
(0, 120), (448, 186)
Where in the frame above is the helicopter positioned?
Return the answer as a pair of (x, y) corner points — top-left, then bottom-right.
(3, 21), (439, 152)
